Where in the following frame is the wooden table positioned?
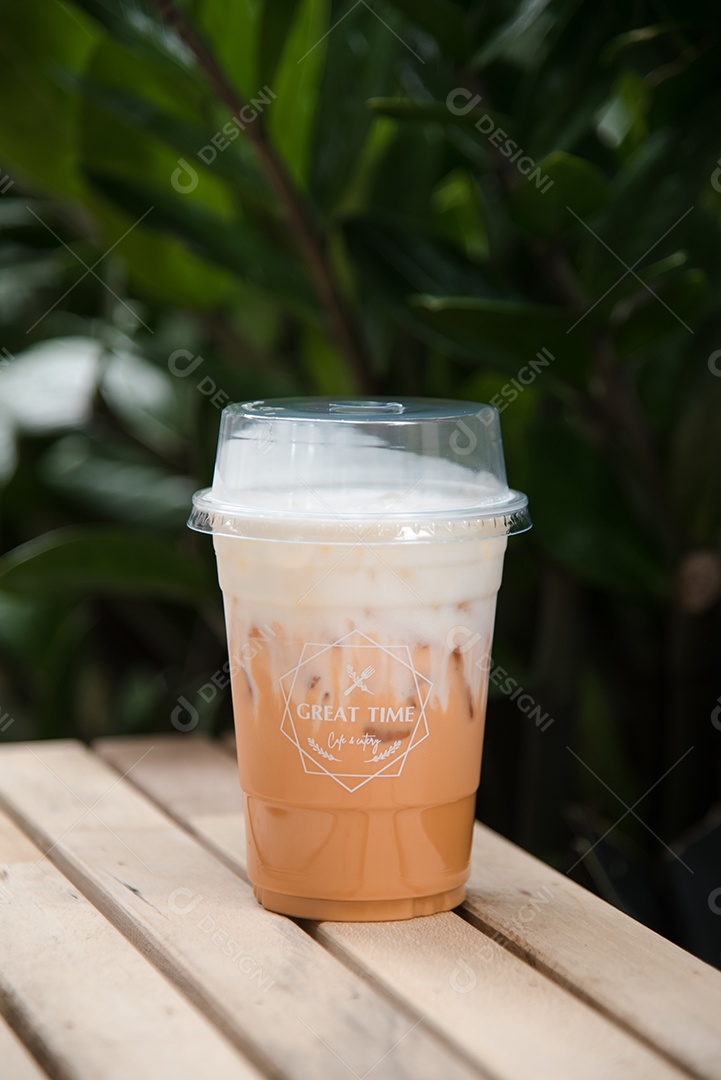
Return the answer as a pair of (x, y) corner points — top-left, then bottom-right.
(0, 737), (719, 1080)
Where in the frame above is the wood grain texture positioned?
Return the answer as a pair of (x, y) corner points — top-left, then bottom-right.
(465, 824), (721, 1080)
(213, 731), (721, 1080)
(0, 808), (258, 1080)
(96, 735), (696, 1080)
(0, 740), (482, 1080)
(0, 1014), (48, 1080)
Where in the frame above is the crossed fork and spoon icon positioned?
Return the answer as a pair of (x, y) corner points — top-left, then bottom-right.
(344, 665), (375, 695)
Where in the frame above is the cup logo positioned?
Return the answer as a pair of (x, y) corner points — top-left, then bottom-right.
(279, 630), (432, 792)
(344, 664), (375, 695)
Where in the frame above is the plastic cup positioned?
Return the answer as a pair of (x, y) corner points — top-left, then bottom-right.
(189, 398), (530, 920)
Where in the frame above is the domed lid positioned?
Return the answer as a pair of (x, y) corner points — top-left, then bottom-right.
(188, 397), (531, 543)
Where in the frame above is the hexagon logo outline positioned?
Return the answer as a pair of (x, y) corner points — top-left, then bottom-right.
(279, 629), (432, 792)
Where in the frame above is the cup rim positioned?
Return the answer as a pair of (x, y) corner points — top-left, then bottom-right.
(188, 487), (532, 543)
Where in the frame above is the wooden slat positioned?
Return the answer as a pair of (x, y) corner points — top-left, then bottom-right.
(211, 731), (721, 1080)
(0, 809), (257, 1080)
(0, 1014), (48, 1080)
(0, 740), (482, 1080)
(465, 824), (721, 1080)
(96, 735), (695, 1080)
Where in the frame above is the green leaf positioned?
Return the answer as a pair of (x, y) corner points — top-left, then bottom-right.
(596, 122), (707, 270)
(509, 151), (609, 238)
(368, 96), (505, 131)
(341, 214), (504, 308)
(431, 169), (489, 260)
(76, 35), (242, 309)
(40, 435), (194, 529)
(267, 0), (329, 187)
(259, 0), (304, 86)
(0, 0), (100, 198)
(596, 70), (650, 158)
(368, 92), (511, 195)
(470, 0), (556, 70)
(68, 73), (274, 208)
(194, 0), (260, 99)
(457, 365), (542, 488)
(409, 295), (593, 388)
(84, 170), (317, 317)
(301, 325), (357, 396)
(0, 528), (214, 605)
(65, 0), (200, 78)
(368, 98), (456, 124)
(383, 0), (468, 62)
(525, 416), (667, 595)
(0, 593), (78, 668)
(512, 1), (620, 155)
(310, 3), (398, 212)
(611, 269), (708, 357)
(577, 251), (687, 325)
(367, 121), (445, 220)
(339, 217), (591, 384)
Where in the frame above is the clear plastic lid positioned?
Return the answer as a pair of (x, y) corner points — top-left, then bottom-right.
(188, 398), (531, 543)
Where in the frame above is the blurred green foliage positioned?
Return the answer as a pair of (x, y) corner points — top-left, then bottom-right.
(0, 0), (720, 963)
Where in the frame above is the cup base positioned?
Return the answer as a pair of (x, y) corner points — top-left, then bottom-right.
(252, 883), (466, 921)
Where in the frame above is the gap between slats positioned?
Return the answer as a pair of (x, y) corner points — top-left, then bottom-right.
(94, 735), (698, 1080)
(212, 732), (721, 1080)
(0, 808), (261, 1080)
(0, 996), (55, 1080)
(0, 741), (489, 1080)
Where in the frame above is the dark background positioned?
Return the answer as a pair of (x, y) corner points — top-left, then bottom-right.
(0, 0), (720, 965)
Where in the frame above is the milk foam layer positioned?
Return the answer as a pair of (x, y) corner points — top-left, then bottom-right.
(215, 530), (506, 710)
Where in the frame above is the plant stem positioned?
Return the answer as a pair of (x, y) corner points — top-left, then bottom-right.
(146, 0), (373, 393)
(464, 74), (679, 549)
